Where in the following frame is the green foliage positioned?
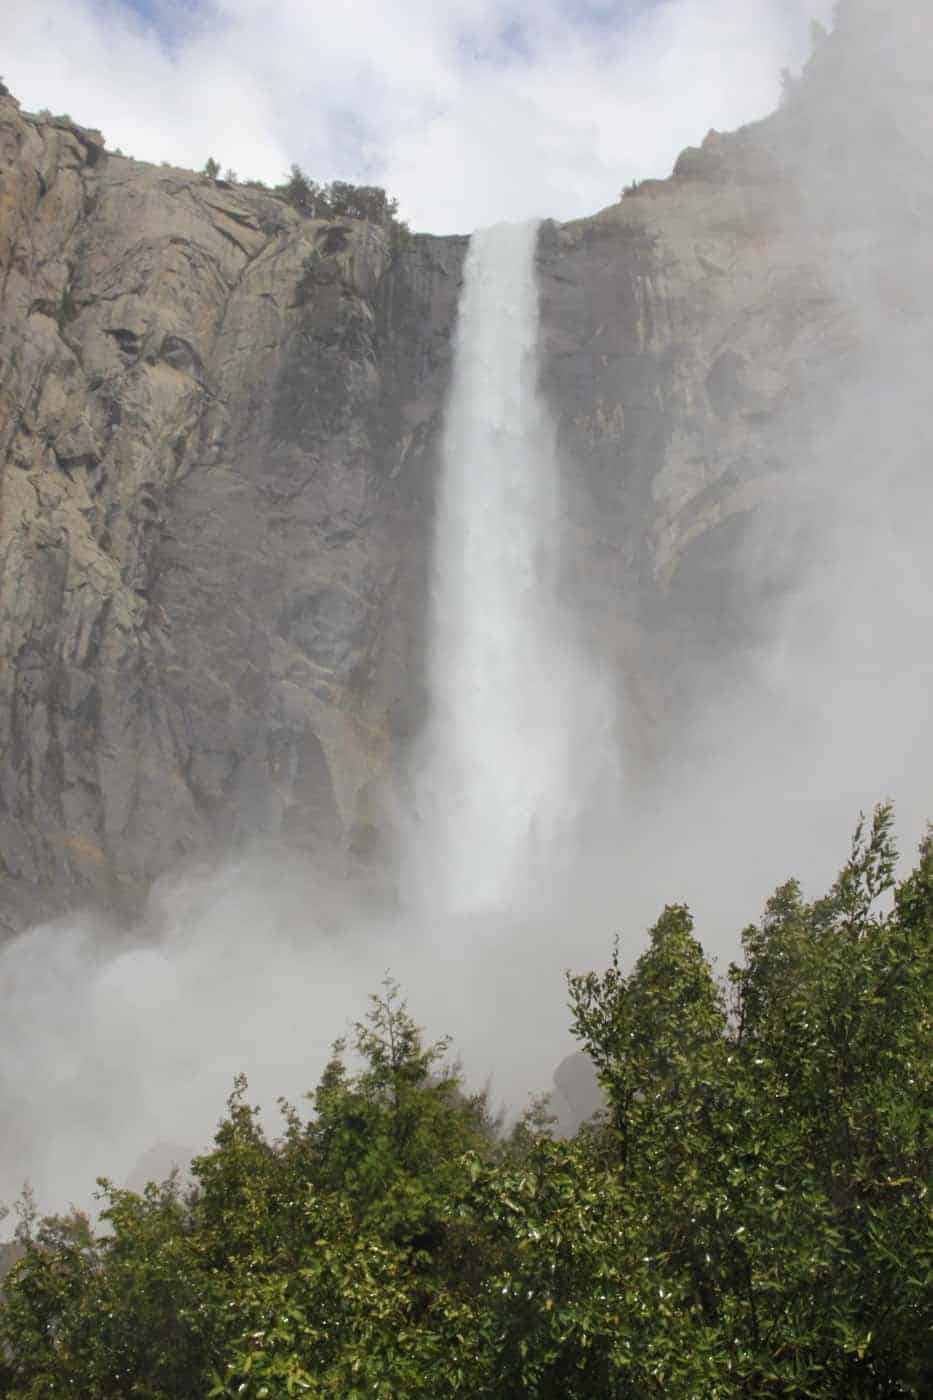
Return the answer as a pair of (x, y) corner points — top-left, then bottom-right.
(203, 156), (220, 180)
(277, 163), (406, 236)
(281, 163), (316, 214)
(1, 809), (930, 1397)
(566, 806), (932, 1396)
(325, 180), (399, 225)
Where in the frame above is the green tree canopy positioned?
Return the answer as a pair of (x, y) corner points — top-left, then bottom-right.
(1, 808), (929, 1397)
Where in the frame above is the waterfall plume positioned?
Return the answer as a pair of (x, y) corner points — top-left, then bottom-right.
(410, 221), (615, 916)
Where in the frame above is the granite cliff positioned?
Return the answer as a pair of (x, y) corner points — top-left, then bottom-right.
(1, 0), (929, 933)
(0, 103), (465, 931)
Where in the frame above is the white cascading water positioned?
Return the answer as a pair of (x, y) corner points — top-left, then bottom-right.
(412, 221), (613, 916)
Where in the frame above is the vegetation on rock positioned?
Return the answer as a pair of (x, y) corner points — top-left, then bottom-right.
(1, 806), (930, 1397)
(276, 164), (409, 239)
(198, 155), (409, 239)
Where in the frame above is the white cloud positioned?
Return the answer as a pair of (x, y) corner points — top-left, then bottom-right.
(4, 0), (833, 231)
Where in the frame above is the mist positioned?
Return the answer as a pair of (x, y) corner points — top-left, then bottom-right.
(2, 0), (932, 1225)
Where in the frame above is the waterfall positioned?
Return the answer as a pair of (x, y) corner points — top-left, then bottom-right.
(412, 221), (613, 916)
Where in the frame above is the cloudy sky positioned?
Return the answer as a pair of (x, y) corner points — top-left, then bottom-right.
(6, 0), (833, 233)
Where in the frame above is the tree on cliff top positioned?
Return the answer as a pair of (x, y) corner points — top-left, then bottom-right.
(281, 163), (319, 215)
(278, 163), (405, 232)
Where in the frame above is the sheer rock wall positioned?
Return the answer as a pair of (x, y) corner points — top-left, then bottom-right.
(1, 1), (928, 930)
(0, 96), (464, 931)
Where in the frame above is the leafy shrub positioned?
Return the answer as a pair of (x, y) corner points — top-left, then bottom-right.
(1, 810), (929, 1398)
(277, 163), (407, 236)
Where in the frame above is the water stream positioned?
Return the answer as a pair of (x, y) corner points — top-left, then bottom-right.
(412, 221), (612, 915)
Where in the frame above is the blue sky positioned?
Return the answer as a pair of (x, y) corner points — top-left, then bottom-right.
(118, 0), (656, 48)
(5, 0), (832, 231)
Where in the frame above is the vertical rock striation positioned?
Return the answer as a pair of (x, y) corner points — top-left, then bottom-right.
(0, 93), (465, 931)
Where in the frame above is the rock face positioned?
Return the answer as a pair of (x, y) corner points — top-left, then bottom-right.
(0, 99), (466, 930)
(536, 142), (843, 764)
(534, 0), (933, 768)
(551, 1051), (604, 1137)
(1, 0), (929, 932)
